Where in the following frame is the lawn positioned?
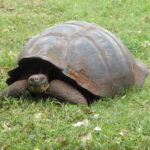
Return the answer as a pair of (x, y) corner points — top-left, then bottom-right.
(0, 0), (150, 149)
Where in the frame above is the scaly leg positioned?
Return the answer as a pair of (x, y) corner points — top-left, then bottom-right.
(0, 80), (28, 98)
(47, 80), (88, 105)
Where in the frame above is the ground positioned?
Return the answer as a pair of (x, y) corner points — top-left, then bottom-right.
(0, 0), (150, 149)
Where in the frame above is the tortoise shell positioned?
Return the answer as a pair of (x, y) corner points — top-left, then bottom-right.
(7, 21), (148, 97)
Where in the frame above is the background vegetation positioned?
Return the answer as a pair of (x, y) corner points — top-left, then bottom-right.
(0, 0), (150, 149)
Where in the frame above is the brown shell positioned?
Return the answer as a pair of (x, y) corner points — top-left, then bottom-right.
(7, 21), (149, 97)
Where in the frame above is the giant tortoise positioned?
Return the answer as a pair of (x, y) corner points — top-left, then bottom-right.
(0, 21), (148, 105)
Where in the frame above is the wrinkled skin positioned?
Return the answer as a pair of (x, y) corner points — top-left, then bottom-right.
(0, 73), (88, 105)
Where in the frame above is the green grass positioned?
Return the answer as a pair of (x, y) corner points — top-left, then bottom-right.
(0, 0), (150, 149)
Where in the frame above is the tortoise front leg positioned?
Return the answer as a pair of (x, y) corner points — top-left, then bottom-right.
(47, 80), (88, 105)
(0, 80), (28, 98)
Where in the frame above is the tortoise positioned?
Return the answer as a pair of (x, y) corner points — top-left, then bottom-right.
(0, 20), (148, 105)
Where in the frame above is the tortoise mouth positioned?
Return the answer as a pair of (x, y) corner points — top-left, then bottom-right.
(28, 74), (49, 94)
(28, 83), (49, 94)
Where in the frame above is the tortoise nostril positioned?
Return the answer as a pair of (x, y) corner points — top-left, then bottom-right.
(34, 77), (39, 82)
(30, 77), (39, 82)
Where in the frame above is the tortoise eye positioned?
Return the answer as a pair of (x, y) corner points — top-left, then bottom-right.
(41, 77), (46, 81)
(30, 78), (34, 82)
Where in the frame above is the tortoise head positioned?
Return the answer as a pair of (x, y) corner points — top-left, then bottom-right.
(27, 74), (49, 94)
